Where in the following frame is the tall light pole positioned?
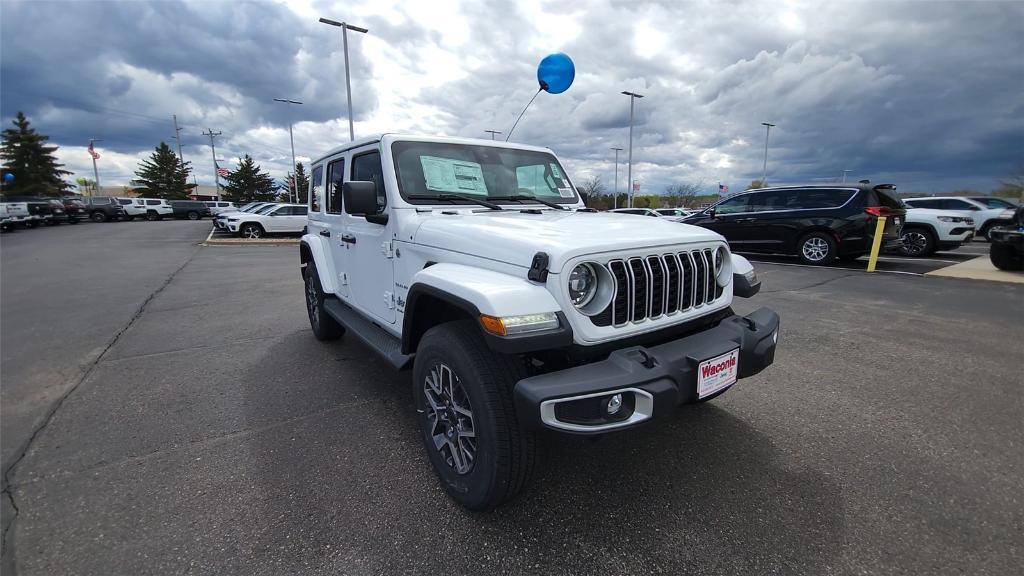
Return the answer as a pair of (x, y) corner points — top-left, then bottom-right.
(273, 98), (303, 203)
(610, 146), (623, 209)
(761, 122), (775, 186)
(484, 129), (502, 140)
(203, 128), (222, 201)
(842, 169), (852, 184)
(319, 17), (368, 142)
(622, 91), (644, 207)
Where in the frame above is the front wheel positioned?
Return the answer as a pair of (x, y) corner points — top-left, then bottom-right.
(797, 232), (837, 265)
(413, 320), (537, 510)
(303, 261), (345, 340)
(187, 210), (200, 220)
(899, 227), (935, 257)
(990, 243), (1024, 271)
(240, 223), (263, 239)
(91, 211), (107, 223)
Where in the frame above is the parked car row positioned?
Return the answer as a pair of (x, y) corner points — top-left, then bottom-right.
(0, 197), (236, 230)
(212, 202), (308, 238)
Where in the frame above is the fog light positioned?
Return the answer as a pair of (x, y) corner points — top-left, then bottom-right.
(605, 393), (623, 415)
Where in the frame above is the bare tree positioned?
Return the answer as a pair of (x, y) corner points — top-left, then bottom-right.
(579, 175), (606, 198)
(664, 179), (704, 207)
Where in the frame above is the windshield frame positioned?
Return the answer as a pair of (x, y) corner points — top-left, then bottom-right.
(390, 140), (580, 207)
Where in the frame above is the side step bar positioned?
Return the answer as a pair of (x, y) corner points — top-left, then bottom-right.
(322, 299), (413, 370)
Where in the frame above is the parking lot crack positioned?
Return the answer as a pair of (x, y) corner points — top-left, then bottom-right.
(762, 273), (858, 294)
(0, 243), (203, 571)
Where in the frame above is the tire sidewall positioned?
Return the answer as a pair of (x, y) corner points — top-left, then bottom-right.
(413, 329), (500, 509)
(242, 224), (262, 238)
(91, 212), (106, 223)
(899, 227), (934, 257)
(798, 232), (837, 265)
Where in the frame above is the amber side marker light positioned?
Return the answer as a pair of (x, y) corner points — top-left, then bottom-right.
(479, 313), (559, 336)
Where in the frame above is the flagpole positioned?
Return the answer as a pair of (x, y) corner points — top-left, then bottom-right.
(89, 138), (102, 198)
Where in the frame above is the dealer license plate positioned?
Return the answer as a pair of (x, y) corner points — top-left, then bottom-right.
(697, 349), (739, 398)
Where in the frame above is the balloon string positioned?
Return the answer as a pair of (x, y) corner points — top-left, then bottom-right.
(505, 87), (543, 142)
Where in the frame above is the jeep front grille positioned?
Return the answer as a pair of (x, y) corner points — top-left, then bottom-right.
(591, 249), (721, 327)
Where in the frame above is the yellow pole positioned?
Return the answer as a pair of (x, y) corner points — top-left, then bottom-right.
(866, 216), (887, 272)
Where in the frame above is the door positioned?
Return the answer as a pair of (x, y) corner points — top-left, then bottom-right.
(700, 193), (760, 249)
(306, 161), (350, 298)
(344, 148), (396, 324)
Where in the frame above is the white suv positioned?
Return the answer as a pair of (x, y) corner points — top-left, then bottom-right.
(903, 197), (1015, 240)
(226, 203), (307, 238)
(299, 134), (780, 509)
(205, 201), (237, 216)
(899, 208), (975, 256)
(137, 198), (174, 221)
(116, 198), (147, 221)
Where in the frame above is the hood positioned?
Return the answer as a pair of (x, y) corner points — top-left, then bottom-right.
(905, 207), (975, 222)
(412, 209), (724, 270)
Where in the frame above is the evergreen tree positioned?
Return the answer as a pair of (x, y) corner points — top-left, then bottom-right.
(221, 154), (276, 203)
(0, 112), (72, 196)
(294, 162), (309, 203)
(132, 142), (192, 199)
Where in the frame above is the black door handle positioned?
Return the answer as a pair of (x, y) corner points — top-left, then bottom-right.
(319, 230), (331, 237)
(341, 234), (357, 244)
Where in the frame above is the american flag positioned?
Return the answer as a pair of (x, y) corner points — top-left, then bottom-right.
(719, 183), (729, 194)
(216, 167), (230, 178)
(87, 142), (100, 160)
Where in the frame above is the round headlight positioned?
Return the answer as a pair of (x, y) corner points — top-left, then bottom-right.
(568, 263), (598, 307)
(714, 246), (727, 276)
(714, 246), (731, 286)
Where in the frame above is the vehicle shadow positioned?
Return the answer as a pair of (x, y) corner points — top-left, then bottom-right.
(242, 333), (845, 575)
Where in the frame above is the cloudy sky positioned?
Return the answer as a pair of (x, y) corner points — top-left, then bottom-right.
(2, 0), (1021, 196)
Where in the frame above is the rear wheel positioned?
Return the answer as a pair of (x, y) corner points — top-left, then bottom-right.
(90, 211), (107, 223)
(990, 243), (1024, 271)
(413, 320), (537, 510)
(303, 260), (345, 340)
(899, 227), (935, 257)
(241, 223), (263, 239)
(797, 232), (837, 265)
(187, 210), (200, 220)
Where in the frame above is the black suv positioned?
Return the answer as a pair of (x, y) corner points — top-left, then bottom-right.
(80, 196), (126, 222)
(168, 200), (211, 220)
(989, 206), (1023, 271)
(683, 183), (907, 265)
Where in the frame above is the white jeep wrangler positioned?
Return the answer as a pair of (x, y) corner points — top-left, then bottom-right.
(300, 134), (780, 509)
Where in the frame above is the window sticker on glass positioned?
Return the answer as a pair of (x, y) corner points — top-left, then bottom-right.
(549, 163), (564, 179)
(557, 187), (574, 198)
(420, 156), (488, 195)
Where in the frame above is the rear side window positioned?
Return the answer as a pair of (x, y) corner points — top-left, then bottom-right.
(793, 189), (856, 209)
(117, 199), (131, 205)
(350, 151), (386, 213)
(310, 165), (324, 212)
(326, 159), (345, 214)
(146, 199), (161, 206)
(293, 206), (308, 216)
(940, 199), (977, 211)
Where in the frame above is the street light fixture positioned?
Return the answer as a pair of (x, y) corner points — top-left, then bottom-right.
(622, 91), (644, 207)
(273, 98), (303, 203)
(761, 122), (776, 186)
(484, 130), (502, 140)
(319, 17), (368, 142)
(610, 146), (623, 209)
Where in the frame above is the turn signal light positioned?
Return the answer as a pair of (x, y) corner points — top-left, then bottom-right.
(479, 313), (559, 336)
(864, 206), (893, 217)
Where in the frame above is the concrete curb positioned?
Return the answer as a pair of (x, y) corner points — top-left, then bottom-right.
(203, 238), (299, 246)
(925, 255), (1024, 284)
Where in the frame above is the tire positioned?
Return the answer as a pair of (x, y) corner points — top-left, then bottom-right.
(23, 221), (37, 229)
(303, 260), (345, 340)
(413, 320), (537, 510)
(124, 215), (135, 222)
(91, 211), (107, 223)
(797, 232), (837, 265)
(145, 211), (158, 221)
(983, 221), (1010, 242)
(187, 210), (200, 220)
(240, 223), (263, 239)
(898, 227), (935, 257)
(990, 243), (1024, 271)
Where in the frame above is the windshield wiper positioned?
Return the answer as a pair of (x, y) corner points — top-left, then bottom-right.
(489, 194), (568, 210)
(407, 194), (503, 210)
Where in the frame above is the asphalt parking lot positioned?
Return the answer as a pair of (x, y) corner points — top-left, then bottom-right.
(2, 220), (1022, 575)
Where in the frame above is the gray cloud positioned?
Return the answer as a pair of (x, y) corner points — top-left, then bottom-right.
(1, 0), (1021, 195)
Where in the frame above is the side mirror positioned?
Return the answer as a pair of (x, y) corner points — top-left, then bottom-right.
(343, 181), (379, 215)
(708, 207), (717, 218)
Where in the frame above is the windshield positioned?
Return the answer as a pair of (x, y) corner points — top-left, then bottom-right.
(392, 141), (579, 205)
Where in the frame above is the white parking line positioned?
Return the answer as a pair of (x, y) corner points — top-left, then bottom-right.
(871, 256), (962, 264)
(205, 227), (215, 243)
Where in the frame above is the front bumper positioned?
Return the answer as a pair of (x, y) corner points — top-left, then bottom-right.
(514, 307), (779, 434)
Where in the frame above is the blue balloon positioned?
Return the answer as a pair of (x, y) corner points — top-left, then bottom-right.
(537, 53), (575, 94)
(3, 173), (12, 183)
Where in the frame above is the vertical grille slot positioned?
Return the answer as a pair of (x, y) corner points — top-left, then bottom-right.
(646, 256), (665, 318)
(609, 260), (630, 326)
(693, 251), (706, 306)
(628, 258), (649, 321)
(664, 255), (680, 314)
(679, 253), (694, 310)
(703, 249), (715, 304)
